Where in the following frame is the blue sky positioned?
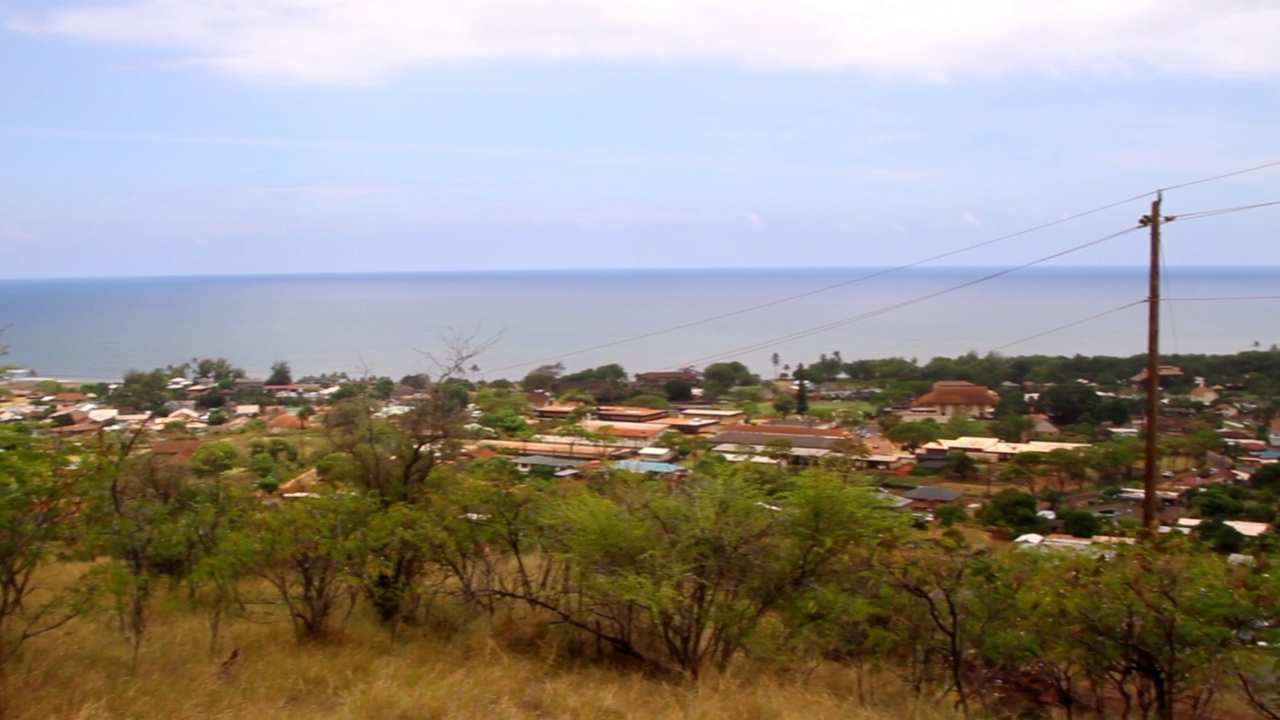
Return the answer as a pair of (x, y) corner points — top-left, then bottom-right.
(2, 0), (1278, 278)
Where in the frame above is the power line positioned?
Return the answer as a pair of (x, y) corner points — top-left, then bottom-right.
(1160, 160), (1280, 192)
(482, 193), (1153, 376)
(1173, 199), (1280, 221)
(989, 300), (1147, 352)
(1164, 295), (1280, 302)
(676, 225), (1144, 368)
(483, 159), (1278, 377)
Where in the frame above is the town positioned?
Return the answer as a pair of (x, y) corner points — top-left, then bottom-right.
(5, 349), (1277, 553)
(5, 347), (1280, 719)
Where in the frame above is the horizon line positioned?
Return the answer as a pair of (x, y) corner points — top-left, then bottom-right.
(4, 263), (1278, 283)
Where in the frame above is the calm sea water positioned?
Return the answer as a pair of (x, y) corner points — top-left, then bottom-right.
(0, 267), (1276, 382)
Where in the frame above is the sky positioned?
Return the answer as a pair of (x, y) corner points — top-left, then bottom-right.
(1, 0), (1278, 278)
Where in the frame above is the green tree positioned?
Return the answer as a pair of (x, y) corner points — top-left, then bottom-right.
(223, 492), (374, 641)
(324, 334), (491, 623)
(189, 441), (239, 478)
(990, 413), (1033, 442)
(886, 420), (940, 451)
(1059, 508), (1101, 538)
(1042, 543), (1248, 720)
(192, 357), (246, 383)
(703, 361), (758, 388)
(795, 364), (810, 415)
(266, 361), (293, 386)
(478, 407), (530, 435)
(521, 362), (563, 391)
(510, 468), (899, 676)
(663, 378), (693, 402)
(1039, 383), (1101, 426)
(621, 392), (670, 409)
(944, 451), (978, 481)
(979, 488), (1046, 536)
(0, 428), (90, 667)
(772, 393), (797, 416)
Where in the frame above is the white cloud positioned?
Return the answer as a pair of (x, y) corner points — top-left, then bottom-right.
(1, 224), (34, 242)
(745, 212), (765, 227)
(415, 205), (706, 226)
(8, 1), (1280, 85)
(247, 182), (403, 200)
(839, 166), (941, 181)
(960, 211), (982, 228)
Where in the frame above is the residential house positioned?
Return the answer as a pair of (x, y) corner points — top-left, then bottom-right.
(595, 406), (669, 423)
(647, 416), (722, 434)
(514, 455), (588, 476)
(674, 407), (745, 425)
(901, 485), (963, 509)
(634, 368), (700, 386)
(1188, 378), (1220, 405)
(1131, 365), (1185, 387)
(152, 439), (203, 462)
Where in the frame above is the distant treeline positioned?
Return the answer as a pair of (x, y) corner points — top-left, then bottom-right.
(787, 348), (1280, 393)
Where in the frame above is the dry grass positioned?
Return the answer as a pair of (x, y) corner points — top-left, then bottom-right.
(1, 588), (961, 720)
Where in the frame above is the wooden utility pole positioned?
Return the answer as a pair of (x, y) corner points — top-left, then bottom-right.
(1142, 194), (1163, 529)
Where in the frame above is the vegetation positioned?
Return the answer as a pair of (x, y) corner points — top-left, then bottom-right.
(8, 343), (1280, 718)
(1, 417), (1278, 719)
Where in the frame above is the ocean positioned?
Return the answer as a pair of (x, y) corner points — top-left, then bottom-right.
(0, 267), (1276, 383)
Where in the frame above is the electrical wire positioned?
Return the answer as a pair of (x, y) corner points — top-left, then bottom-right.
(1173, 199), (1280, 222)
(482, 159), (1278, 377)
(989, 300), (1147, 352)
(1159, 160), (1280, 192)
(482, 193), (1152, 376)
(1163, 295), (1280, 302)
(675, 225), (1144, 368)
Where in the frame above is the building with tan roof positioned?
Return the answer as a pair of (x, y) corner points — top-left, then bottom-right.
(911, 381), (1001, 419)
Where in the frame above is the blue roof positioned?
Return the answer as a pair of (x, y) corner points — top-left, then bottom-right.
(612, 460), (686, 474)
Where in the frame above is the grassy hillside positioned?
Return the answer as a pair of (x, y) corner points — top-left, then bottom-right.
(0, 581), (959, 720)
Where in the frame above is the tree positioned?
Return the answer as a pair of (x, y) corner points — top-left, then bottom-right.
(266, 361), (293, 386)
(1045, 447), (1089, 492)
(478, 408), (529, 435)
(521, 362), (563, 392)
(1044, 543), (1248, 720)
(763, 436), (794, 466)
(663, 378), (693, 402)
(1086, 439), (1141, 486)
(944, 451), (978, 481)
(990, 413), (1033, 442)
(224, 492), (373, 641)
(703, 361), (758, 388)
(979, 488), (1046, 536)
(880, 540), (1023, 716)
(1251, 463), (1280, 492)
(325, 331), (495, 624)
(1059, 508), (1101, 538)
(621, 393), (669, 409)
(770, 352), (780, 379)
(886, 420), (941, 451)
(192, 357), (246, 383)
(1039, 384), (1101, 426)
(519, 468), (901, 676)
(772, 393), (797, 416)
(0, 428), (90, 667)
(189, 441), (239, 478)
(795, 364), (810, 415)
